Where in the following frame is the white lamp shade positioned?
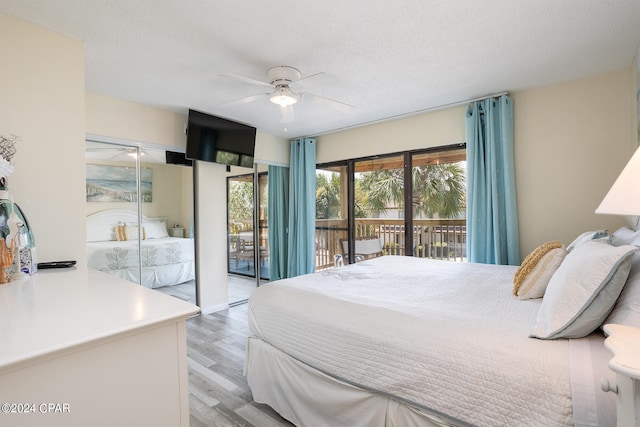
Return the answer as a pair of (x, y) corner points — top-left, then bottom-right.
(596, 146), (640, 216)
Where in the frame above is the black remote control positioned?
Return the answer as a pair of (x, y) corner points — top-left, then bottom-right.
(37, 261), (77, 269)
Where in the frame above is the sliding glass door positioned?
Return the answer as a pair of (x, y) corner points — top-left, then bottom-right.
(411, 148), (466, 261)
(315, 164), (349, 268)
(315, 144), (466, 269)
(257, 172), (269, 280)
(354, 154), (405, 258)
(226, 170), (269, 305)
(227, 174), (254, 277)
(227, 172), (270, 279)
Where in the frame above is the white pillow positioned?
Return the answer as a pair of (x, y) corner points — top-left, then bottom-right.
(610, 227), (640, 246)
(566, 230), (608, 252)
(603, 237), (640, 328)
(87, 224), (115, 242)
(530, 241), (637, 340)
(143, 220), (169, 239)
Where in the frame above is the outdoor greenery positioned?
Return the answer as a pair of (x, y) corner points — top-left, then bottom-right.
(228, 180), (253, 224)
(316, 173), (342, 220)
(229, 161), (466, 227)
(316, 163), (466, 219)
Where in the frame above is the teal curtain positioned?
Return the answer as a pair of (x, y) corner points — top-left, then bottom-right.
(287, 138), (317, 277)
(465, 95), (520, 265)
(268, 165), (289, 281)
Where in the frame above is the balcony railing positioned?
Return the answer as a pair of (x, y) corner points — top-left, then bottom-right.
(315, 218), (467, 270)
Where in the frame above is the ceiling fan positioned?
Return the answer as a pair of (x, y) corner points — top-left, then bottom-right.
(85, 145), (166, 164)
(220, 66), (353, 122)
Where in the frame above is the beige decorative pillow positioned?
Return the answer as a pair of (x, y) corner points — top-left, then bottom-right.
(116, 225), (146, 241)
(513, 241), (566, 299)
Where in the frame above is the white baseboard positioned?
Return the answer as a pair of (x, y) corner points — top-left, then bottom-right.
(200, 302), (229, 315)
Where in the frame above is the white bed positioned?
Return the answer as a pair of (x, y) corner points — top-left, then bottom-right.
(246, 252), (630, 427)
(86, 209), (195, 289)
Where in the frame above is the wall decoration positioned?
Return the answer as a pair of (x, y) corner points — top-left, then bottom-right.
(86, 164), (152, 202)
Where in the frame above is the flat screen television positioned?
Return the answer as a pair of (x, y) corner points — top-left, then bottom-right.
(165, 150), (193, 167)
(185, 109), (256, 168)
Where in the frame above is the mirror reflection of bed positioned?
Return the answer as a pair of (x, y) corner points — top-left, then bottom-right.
(86, 209), (196, 299)
(85, 143), (260, 304)
(85, 142), (201, 304)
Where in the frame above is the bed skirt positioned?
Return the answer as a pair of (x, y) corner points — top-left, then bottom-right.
(244, 337), (470, 427)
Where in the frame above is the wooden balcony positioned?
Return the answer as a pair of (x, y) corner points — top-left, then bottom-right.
(315, 218), (467, 270)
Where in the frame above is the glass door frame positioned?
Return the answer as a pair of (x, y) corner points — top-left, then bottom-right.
(317, 143), (466, 268)
(226, 167), (269, 282)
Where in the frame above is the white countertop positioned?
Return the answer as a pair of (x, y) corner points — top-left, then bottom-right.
(0, 267), (200, 372)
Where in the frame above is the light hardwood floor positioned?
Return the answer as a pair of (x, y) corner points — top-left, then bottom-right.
(154, 275), (260, 306)
(186, 303), (294, 427)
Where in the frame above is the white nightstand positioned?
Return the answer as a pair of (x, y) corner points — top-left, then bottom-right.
(603, 324), (640, 427)
(169, 227), (184, 238)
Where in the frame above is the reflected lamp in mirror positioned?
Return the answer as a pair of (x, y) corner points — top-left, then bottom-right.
(596, 146), (640, 227)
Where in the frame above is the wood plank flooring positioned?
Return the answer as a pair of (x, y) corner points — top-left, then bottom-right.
(186, 304), (295, 427)
(155, 275), (260, 306)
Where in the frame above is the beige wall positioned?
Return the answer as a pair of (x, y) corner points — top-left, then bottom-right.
(514, 68), (634, 256)
(194, 160), (229, 312)
(317, 106), (467, 162)
(86, 92), (187, 149)
(254, 132), (289, 166)
(317, 68), (636, 258)
(0, 13), (86, 265)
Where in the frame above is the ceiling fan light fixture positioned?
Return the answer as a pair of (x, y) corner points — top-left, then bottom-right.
(126, 148), (145, 159)
(270, 86), (298, 107)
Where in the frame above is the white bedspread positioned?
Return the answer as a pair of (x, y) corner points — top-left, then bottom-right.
(249, 256), (583, 426)
(87, 237), (195, 288)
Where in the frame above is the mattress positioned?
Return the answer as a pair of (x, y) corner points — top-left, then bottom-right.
(248, 256), (613, 426)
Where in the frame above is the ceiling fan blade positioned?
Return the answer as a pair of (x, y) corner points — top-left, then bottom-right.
(297, 71), (325, 83)
(301, 92), (354, 111)
(219, 73), (273, 88)
(220, 93), (269, 107)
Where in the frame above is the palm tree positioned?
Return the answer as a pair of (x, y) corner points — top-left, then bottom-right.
(316, 162), (466, 220)
(316, 173), (341, 219)
(315, 172), (371, 219)
(412, 163), (466, 219)
(357, 163), (466, 219)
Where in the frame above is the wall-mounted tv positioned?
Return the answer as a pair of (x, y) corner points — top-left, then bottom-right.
(165, 150), (193, 167)
(185, 109), (256, 168)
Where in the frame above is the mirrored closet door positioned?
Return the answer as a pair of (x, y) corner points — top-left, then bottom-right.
(85, 140), (196, 305)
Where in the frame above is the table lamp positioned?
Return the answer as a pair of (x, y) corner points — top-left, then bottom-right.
(596, 146), (640, 227)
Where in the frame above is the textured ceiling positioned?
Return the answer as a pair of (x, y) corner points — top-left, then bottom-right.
(1, 0), (639, 139)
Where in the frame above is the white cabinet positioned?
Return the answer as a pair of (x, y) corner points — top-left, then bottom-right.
(0, 268), (200, 427)
(603, 324), (640, 427)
